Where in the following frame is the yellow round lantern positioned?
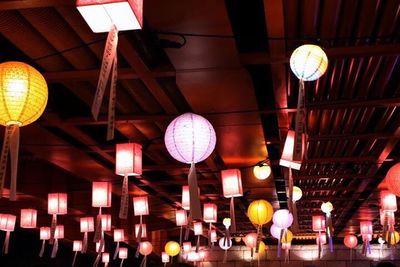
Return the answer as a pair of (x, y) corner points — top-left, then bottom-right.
(247, 199), (273, 225)
(253, 163), (271, 180)
(290, 44), (328, 81)
(281, 230), (293, 243)
(292, 186), (302, 202)
(386, 231), (400, 245)
(165, 241), (180, 257)
(0, 62), (48, 126)
(258, 241), (266, 253)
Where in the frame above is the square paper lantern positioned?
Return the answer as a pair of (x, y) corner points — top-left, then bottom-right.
(92, 182), (112, 208)
(193, 222), (203, 236)
(210, 230), (217, 242)
(221, 169), (243, 198)
(203, 203), (217, 223)
(102, 252), (110, 263)
(119, 247), (128, 259)
(183, 242), (192, 253)
(135, 223), (147, 239)
(312, 215), (325, 232)
(20, 209), (37, 228)
(114, 229), (125, 242)
(76, 0), (143, 33)
(54, 225), (64, 239)
(116, 143), (142, 176)
(161, 252), (169, 263)
(80, 217), (95, 232)
(73, 240), (83, 252)
(181, 186), (190, 210)
(0, 214), (16, 231)
(360, 221), (373, 236)
(40, 227), (51, 240)
(101, 214), (112, 231)
(279, 130), (302, 170)
(381, 190), (397, 212)
(133, 196), (149, 216)
(176, 209), (188, 226)
(48, 193), (68, 215)
(96, 242), (105, 253)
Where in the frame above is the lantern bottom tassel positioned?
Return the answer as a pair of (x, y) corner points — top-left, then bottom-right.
(277, 229), (283, 258)
(255, 225), (262, 253)
(196, 235), (200, 252)
(326, 213), (334, 253)
(51, 239), (58, 258)
(93, 254), (101, 267)
(284, 249), (289, 263)
(230, 197), (236, 233)
(50, 214), (57, 245)
(72, 251), (78, 267)
(39, 240), (46, 257)
(188, 163), (202, 220)
(350, 248), (352, 263)
(3, 231), (10, 254)
(119, 175), (129, 219)
(113, 241), (120, 260)
(139, 255), (147, 267)
(93, 208), (102, 243)
(223, 249), (228, 263)
(0, 125), (19, 201)
(82, 232), (88, 253)
(120, 259), (125, 267)
(135, 217), (143, 258)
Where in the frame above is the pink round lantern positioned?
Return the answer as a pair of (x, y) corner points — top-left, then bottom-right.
(344, 234), (358, 249)
(386, 163), (400, 196)
(273, 209), (293, 229)
(244, 233), (258, 248)
(101, 214), (112, 231)
(270, 224), (283, 239)
(20, 209), (37, 228)
(139, 241), (153, 256)
(312, 215), (326, 232)
(164, 113), (216, 164)
(381, 190), (397, 212)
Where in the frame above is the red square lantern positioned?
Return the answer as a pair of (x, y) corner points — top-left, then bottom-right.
(135, 223), (147, 238)
(116, 143), (142, 176)
(101, 214), (112, 231)
(76, 0), (143, 33)
(73, 240), (83, 252)
(0, 214), (16, 232)
(40, 227), (51, 240)
(92, 182), (112, 208)
(312, 215), (325, 232)
(203, 203), (217, 223)
(48, 193), (68, 215)
(20, 209), (37, 229)
(193, 222), (203, 236)
(114, 229), (125, 242)
(80, 217), (95, 232)
(381, 190), (397, 212)
(54, 225), (64, 239)
(221, 169), (243, 198)
(176, 209), (188, 226)
(279, 130), (302, 170)
(133, 196), (149, 216)
(119, 247), (128, 259)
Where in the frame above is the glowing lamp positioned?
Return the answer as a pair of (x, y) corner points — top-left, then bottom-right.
(290, 44), (328, 81)
(270, 224), (282, 239)
(386, 231), (400, 245)
(133, 196), (149, 216)
(0, 214), (16, 232)
(119, 247), (128, 259)
(321, 202), (334, 214)
(165, 241), (180, 257)
(223, 218), (231, 228)
(114, 229), (125, 242)
(187, 251), (200, 262)
(258, 241), (266, 253)
(344, 234), (358, 248)
(48, 193), (68, 215)
(80, 217), (94, 232)
(102, 252), (110, 263)
(221, 169), (243, 197)
(40, 227), (51, 240)
(244, 233), (258, 248)
(76, 0), (143, 33)
(248, 200), (273, 226)
(92, 182), (112, 208)
(135, 224), (147, 239)
(73, 240), (83, 252)
(279, 130), (301, 170)
(193, 222), (203, 235)
(316, 233), (327, 245)
(175, 209), (188, 226)
(181, 186), (190, 210)
(54, 225), (64, 239)
(386, 163), (400, 196)
(100, 214), (112, 231)
(381, 190), (397, 212)
(292, 186), (303, 202)
(20, 209), (37, 228)
(116, 143), (142, 176)
(139, 241), (153, 256)
(219, 237), (232, 250)
(380, 209), (395, 226)
(161, 252), (169, 263)
(96, 242), (105, 253)
(210, 230), (217, 242)
(312, 215), (326, 232)
(253, 163), (271, 180)
(273, 209), (293, 229)
(360, 221), (372, 236)
(183, 242), (192, 253)
(203, 203), (217, 223)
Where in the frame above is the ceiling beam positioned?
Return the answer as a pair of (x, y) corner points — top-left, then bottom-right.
(0, 0), (73, 10)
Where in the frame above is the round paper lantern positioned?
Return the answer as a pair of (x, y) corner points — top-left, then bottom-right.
(270, 224), (282, 239)
(247, 200), (273, 225)
(321, 202), (333, 214)
(253, 163), (271, 180)
(385, 163), (400, 196)
(281, 230), (293, 243)
(243, 233), (258, 248)
(273, 209), (293, 229)
(219, 237), (232, 250)
(344, 235), (358, 249)
(165, 241), (180, 257)
(289, 44), (328, 81)
(292, 186), (302, 202)
(386, 231), (400, 245)
(139, 242), (153, 256)
(164, 113), (216, 164)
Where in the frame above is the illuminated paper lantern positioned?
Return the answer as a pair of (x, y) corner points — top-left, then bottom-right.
(51, 225), (64, 258)
(381, 190), (397, 212)
(92, 182), (112, 208)
(80, 217), (94, 253)
(113, 229), (125, 260)
(290, 44), (328, 81)
(48, 193), (67, 245)
(380, 209), (395, 226)
(312, 215), (326, 232)
(281, 230), (293, 243)
(20, 209), (37, 228)
(203, 203), (217, 223)
(248, 200), (273, 226)
(273, 209), (293, 229)
(39, 227), (50, 257)
(183, 242), (192, 253)
(222, 169), (243, 232)
(161, 252), (169, 263)
(176, 209), (188, 226)
(253, 163), (271, 180)
(135, 224), (147, 239)
(386, 231), (400, 245)
(0, 62), (48, 201)
(181, 186), (190, 210)
(139, 241), (153, 267)
(279, 130), (301, 170)
(133, 196), (149, 216)
(165, 113), (216, 219)
(360, 221), (373, 255)
(321, 202), (334, 252)
(72, 240), (82, 266)
(119, 247), (128, 259)
(316, 233), (327, 245)
(210, 230), (217, 243)
(270, 224), (282, 239)
(386, 163), (400, 196)
(116, 143), (142, 219)
(102, 252), (110, 267)
(96, 242), (105, 253)
(244, 233), (257, 249)
(344, 234), (358, 262)
(194, 222), (203, 235)
(101, 214), (112, 231)
(0, 214), (16, 254)
(187, 251), (200, 262)
(76, 0), (143, 33)
(165, 241), (180, 257)
(292, 186), (302, 202)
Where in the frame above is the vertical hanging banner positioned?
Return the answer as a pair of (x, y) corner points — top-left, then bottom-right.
(293, 80), (305, 163)
(91, 24), (118, 141)
(119, 175), (129, 219)
(0, 125), (13, 198)
(107, 55), (118, 141)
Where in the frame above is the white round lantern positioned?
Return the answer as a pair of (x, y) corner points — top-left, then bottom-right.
(219, 237), (232, 250)
(273, 209), (293, 229)
(164, 113), (216, 164)
(270, 224), (282, 239)
(292, 186), (303, 202)
(253, 163), (271, 180)
(290, 44), (328, 81)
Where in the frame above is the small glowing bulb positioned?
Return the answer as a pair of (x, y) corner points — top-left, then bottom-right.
(223, 218), (231, 229)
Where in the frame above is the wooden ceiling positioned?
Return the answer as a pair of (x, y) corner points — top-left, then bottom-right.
(0, 0), (399, 251)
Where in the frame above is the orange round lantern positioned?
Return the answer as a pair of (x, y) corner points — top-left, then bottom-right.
(386, 163), (400, 196)
(344, 234), (358, 249)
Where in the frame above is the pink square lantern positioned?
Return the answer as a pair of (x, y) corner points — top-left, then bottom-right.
(316, 233), (327, 245)
(176, 209), (188, 226)
(101, 214), (112, 231)
(102, 252), (110, 263)
(161, 252), (169, 263)
(183, 242), (192, 253)
(360, 221), (373, 236)
(181, 186), (190, 210)
(381, 190), (397, 212)
(116, 143), (142, 176)
(92, 182), (112, 208)
(210, 230), (217, 242)
(380, 209), (395, 226)
(0, 214), (16, 232)
(312, 215), (326, 232)
(279, 130), (302, 170)
(80, 217), (94, 232)
(96, 242), (105, 253)
(20, 209), (37, 228)
(133, 196), (149, 216)
(76, 0), (143, 33)
(114, 229), (125, 242)
(193, 222), (203, 236)
(135, 224), (147, 239)
(48, 193), (68, 215)
(40, 227), (51, 240)
(73, 240), (83, 252)
(119, 247), (128, 259)
(54, 225), (64, 239)
(203, 203), (217, 223)
(221, 169), (243, 198)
